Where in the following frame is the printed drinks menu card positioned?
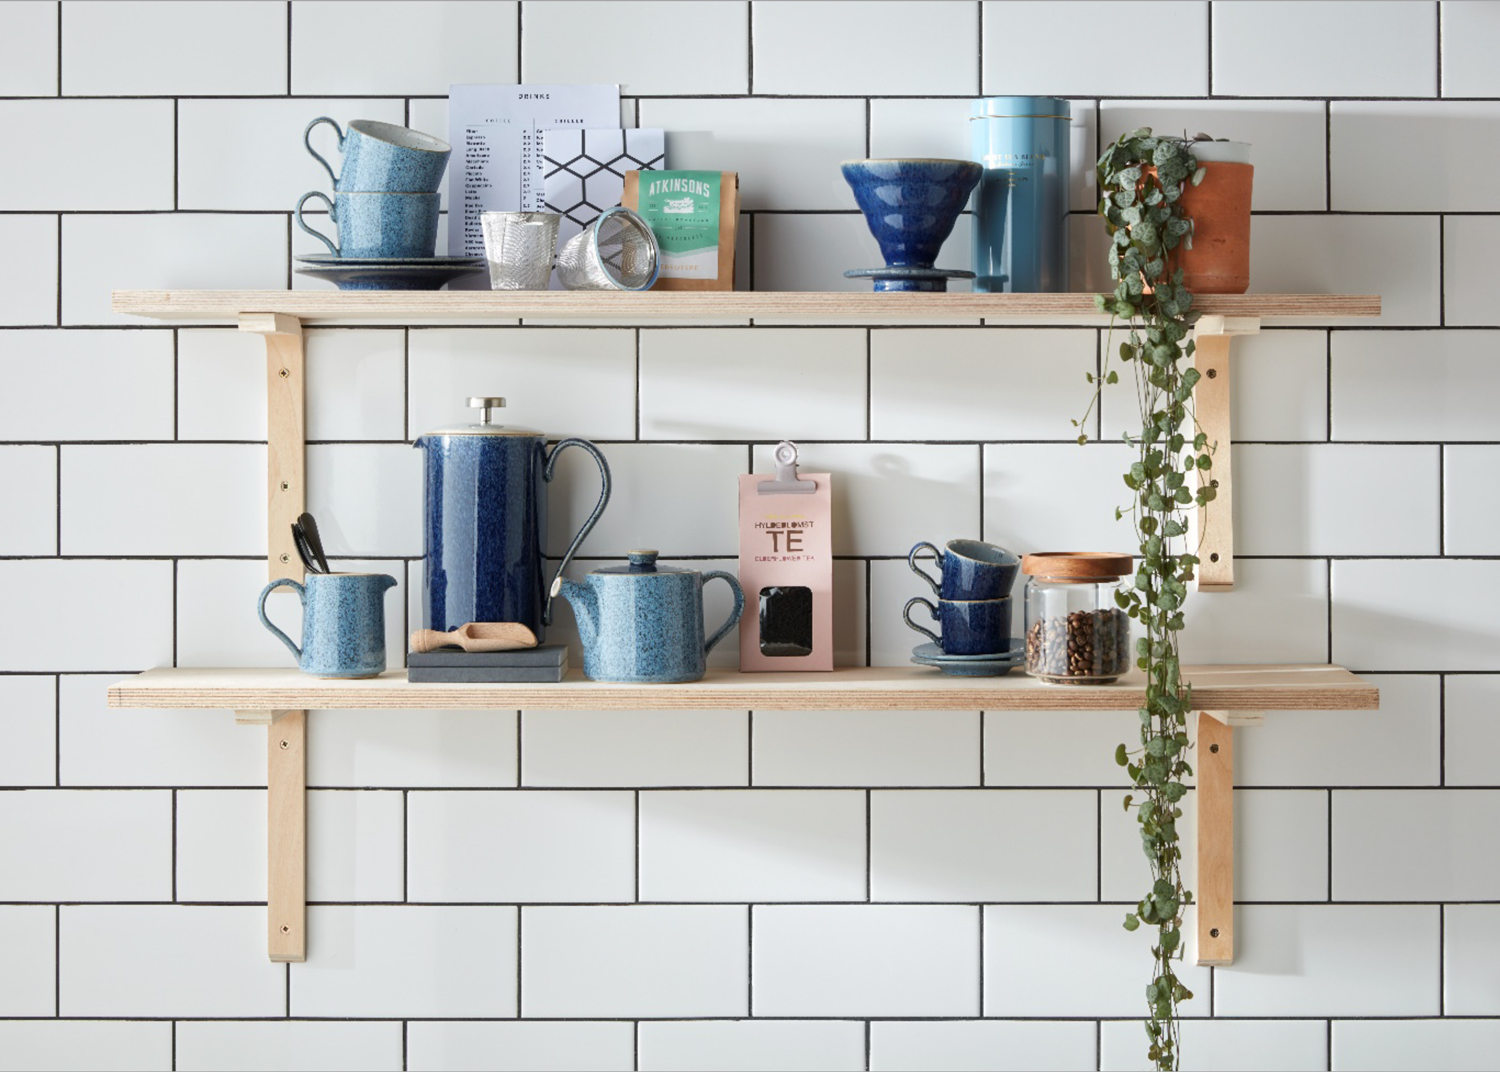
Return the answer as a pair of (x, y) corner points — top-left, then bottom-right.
(446, 84), (620, 259)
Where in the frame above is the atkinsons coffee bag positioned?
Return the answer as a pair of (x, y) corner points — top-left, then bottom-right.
(623, 170), (739, 290)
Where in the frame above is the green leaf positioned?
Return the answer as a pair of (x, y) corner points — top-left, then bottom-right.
(1115, 743), (1129, 767)
(1123, 912), (1141, 931)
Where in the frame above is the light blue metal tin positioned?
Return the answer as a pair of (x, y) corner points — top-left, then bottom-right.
(970, 97), (1071, 293)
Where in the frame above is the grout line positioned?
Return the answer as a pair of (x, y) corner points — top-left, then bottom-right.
(1326, 788), (1333, 902)
(402, 790), (409, 903)
(1325, 102), (1333, 211)
(172, 99), (179, 211)
(1435, 0), (1444, 97)
(747, 710), (754, 787)
(171, 789), (178, 903)
(515, 710), (523, 788)
(171, 559), (178, 669)
(172, 329), (179, 441)
(516, 907), (523, 1018)
(53, 445), (61, 557)
(1439, 674), (1447, 787)
(54, 0), (61, 96)
(746, 2), (753, 95)
(864, 790), (872, 903)
(1438, 215), (1446, 327)
(401, 1021), (408, 1072)
(54, 213), (62, 327)
(865, 1019), (872, 1072)
(285, 1), (292, 95)
(1438, 445), (1446, 555)
(1439, 902), (1446, 1015)
(1205, 1), (1214, 96)
(1326, 1019), (1333, 1072)
(53, 903), (60, 1017)
(864, 97), (871, 159)
(978, 710), (985, 787)
(746, 904), (754, 1016)
(976, 0), (983, 95)
(1094, 1019), (1101, 1072)
(516, 0), (523, 79)
(52, 675), (60, 788)
(171, 1019), (177, 1071)
(977, 904), (985, 1017)
(633, 1020), (640, 1072)
(634, 328), (641, 441)
(634, 790), (641, 902)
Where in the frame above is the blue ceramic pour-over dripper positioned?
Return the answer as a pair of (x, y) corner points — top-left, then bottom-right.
(841, 158), (983, 292)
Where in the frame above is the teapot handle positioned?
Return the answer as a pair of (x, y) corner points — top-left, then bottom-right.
(701, 571), (745, 655)
(542, 438), (612, 625)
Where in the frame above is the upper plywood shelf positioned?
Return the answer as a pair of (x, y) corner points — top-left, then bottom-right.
(111, 290), (1381, 323)
(109, 664), (1379, 712)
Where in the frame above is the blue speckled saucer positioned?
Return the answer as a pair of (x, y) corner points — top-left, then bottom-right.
(295, 258), (485, 291)
(911, 640), (1024, 676)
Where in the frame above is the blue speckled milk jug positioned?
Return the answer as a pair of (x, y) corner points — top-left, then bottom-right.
(258, 572), (397, 678)
(552, 550), (745, 683)
(971, 96), (1071, 292)
(414, 397), (610, 641)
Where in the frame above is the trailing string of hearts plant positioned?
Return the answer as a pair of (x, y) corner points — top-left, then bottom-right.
(1075, 128), (1220, 1072)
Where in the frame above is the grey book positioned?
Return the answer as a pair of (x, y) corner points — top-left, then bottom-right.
(407, 645), (569, 668)
(407, 657), (570, 684)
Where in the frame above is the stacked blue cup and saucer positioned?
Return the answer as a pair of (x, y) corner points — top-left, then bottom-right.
(904, 538), (1025, 676)
(294, 117), (485, 291)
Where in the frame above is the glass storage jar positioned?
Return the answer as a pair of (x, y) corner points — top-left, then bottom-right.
(1022, 552), (1134, 685)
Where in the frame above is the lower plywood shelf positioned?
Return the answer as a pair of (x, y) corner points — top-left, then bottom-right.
(107, 662), (1379, 967)
(108, 663), (1378, 712)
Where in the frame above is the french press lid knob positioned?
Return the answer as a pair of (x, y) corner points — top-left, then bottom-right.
(468, 397), (506, 425)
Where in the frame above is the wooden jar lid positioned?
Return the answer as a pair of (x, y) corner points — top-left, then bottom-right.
(1020, 551), (1134, 579)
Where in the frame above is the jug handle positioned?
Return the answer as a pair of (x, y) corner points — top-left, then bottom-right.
(258, 578), (306, 661)
(542, 438), (612, 625)
(701, 571), (745, 655)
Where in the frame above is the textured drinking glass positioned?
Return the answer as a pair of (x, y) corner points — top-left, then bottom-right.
(481, 212), (561, 290)
(555, 206), (660, 290)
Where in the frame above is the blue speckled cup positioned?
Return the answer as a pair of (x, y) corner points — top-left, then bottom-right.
(908, 538), (1020, 601)
(295, 190), (440, 258)
(258, 572), (397, 678)
(903, 595), (1012, 656)
(305, 117), (451, 193)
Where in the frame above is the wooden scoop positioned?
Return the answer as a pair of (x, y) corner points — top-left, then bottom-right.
(410, 622), (539, 653)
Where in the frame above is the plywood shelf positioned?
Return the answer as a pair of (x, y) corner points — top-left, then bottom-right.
(111, 289), (1380, 323)
(108, 664), (1378, 713)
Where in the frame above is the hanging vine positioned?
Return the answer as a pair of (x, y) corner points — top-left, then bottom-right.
(1076, 128), (1218, 1072)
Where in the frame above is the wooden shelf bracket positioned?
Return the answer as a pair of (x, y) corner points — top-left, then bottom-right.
(1192, 707), (1266, 967)
(1192, 315), (1259, 592)
(237, 313), (307, 963)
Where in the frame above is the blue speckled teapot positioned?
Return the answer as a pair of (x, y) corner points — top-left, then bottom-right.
(414, 397), (610, 640)
(551, 550), (744, 683)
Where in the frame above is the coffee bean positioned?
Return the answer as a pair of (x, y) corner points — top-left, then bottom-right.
(1026, 607), (1131, 684)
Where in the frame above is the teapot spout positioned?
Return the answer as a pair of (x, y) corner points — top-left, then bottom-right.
(378, 574), (398, 593)
(550, 576), (599, 650)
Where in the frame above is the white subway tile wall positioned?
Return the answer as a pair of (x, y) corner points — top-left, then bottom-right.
(1, 3), (1492, 1069)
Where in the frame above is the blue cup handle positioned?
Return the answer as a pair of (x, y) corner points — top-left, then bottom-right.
(295, 191), (339, 256)
(258, 578), (306, 662)
(907, 541), (943, 597)
(542, 438), (612, 626)
(304, 115), (346, 189)
(903, 596), (942, 646)
(701, 571), (745, 655)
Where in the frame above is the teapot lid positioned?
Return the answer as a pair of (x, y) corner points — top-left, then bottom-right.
(422, 397), (542, 437)
(591, 549), (694, 576)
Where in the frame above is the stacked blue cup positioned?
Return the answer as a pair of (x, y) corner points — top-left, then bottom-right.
(903, 538), (1020, 655)
(295, 118), (452, 258)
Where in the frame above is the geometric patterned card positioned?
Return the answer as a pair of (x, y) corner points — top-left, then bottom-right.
(544, 128), (665, 247)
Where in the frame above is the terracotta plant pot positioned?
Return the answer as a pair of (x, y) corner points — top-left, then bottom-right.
(1170, 142), (1254, 295)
